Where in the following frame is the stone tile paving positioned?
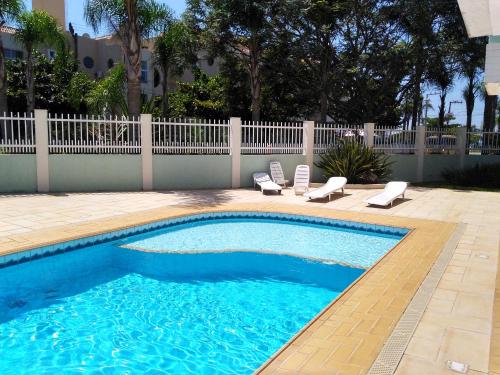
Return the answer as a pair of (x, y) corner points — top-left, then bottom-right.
(0, 187), (498, 374)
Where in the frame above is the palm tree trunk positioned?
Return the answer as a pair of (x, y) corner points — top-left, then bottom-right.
(26, 47), (35, 113)
(438, 93), (446, 128)
(161, 67), (169, 117)
(249, 41), (261, 122)
(465, 75), (475, 133)
(411, 44), (424, 129)
(125, 0), (142, 118)
(0, 35), (7, 115)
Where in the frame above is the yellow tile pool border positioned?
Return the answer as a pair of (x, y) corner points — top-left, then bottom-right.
(491, 239), (500, 375)
(0, 203), (457, 374)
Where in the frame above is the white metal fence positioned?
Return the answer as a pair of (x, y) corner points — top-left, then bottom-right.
(2, 112), (500, 157)
(48, 114), (141, 154)
(153, 118), (230, 155)
(373, 127), (416, 154)
(467, 131), (500, 155)
(313, 123), (364, 154)
(241, 120), (303, 154)
(0, 113), (35, 154)
(425, 128), (458, 154)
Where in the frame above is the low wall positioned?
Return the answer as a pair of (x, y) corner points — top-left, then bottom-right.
(389, 155), (419, 182)
(0, 155), (37, 193)
(240, 154), (307, 187)
(463, 155), (500, 169)
(422, 155), (461, 182)
(49, 155), (142, 192)
(2, 153), (500, 193)
(153, 155), (232, 190)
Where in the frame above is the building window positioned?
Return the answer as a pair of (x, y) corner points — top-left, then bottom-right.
(83, 56), (94, 69)
(4, 49), (23, 60)
(141, 61), (148, 83)
(107, 58), (114, 69)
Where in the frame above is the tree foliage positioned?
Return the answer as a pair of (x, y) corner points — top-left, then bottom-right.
(6, 51), (77, 113)
(14, 9), (66, 112)
(168, 68), (227, 118)
(84, 0), (170, 116)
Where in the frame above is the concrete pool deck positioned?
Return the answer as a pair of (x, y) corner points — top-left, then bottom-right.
(0, 187), (498, 374)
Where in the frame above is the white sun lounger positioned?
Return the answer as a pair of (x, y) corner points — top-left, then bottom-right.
(270, 161), (289, 187)
(293, 165), (310, 195)
(253, 172), (282, 194)
(304, 177), (347, 201)
(364, 181), (407, 207)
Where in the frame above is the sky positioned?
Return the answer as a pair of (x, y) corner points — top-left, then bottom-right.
(21, 0), (485, 127)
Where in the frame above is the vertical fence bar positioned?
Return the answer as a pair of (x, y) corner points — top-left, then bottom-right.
(141, 114), (153, 191)
(230, 117), (241, 188)
(35, 109), (49, 193)
(364, 123), (375, 148)
(416, 125), (426, 183)
(303, 121), (315, 171)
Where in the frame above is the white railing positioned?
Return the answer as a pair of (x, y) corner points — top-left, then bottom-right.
(373, 127), (416, 154)
(0, 113), (35, 154)
(153, 118), (230, 154)
(241, 120), (303, 154)
(313, 123), (364, 154)
(48, 114), (141, 154)
(425, 128), (458, 154)
(467, 131), (500, 155)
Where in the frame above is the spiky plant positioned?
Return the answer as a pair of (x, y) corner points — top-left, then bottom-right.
(315, 138), (392, 183)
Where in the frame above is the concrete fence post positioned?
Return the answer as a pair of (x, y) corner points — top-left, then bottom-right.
(456, 126), (467, 169)
(34, 109), (49, 193)
(364, 123), (375, 148)
(141, 114), (153, 191)
(303, 121), (315, 171)
(230, 117), (241, 188)
(415, 125), (426, 183)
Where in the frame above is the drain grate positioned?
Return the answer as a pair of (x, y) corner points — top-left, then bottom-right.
(367, 223), (466, 375)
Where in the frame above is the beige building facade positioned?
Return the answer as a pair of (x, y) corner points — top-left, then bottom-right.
(1, 0), (218, 101)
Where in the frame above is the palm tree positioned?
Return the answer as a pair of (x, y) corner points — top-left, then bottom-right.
(0, 0), (23, 114)
(84, 0), (169, 117)
(154, 20), (197, 116)
(14, 10), (65, 113)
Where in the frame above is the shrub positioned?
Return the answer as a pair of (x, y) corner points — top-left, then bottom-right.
(315, 139), (392, 183)
(442, 163), (500, 188)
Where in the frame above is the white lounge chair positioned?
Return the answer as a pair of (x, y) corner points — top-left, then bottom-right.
(253, 172), (282, 194)
(304, 177), (347, 201)
(293, 165), (310, 195)
(364, 181), (408, 207)
(270, 161), (289, 187)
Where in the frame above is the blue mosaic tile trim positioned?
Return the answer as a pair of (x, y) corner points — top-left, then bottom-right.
(0, 211), (409, 269)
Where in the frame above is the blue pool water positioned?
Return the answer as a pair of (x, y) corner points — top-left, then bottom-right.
(126, 218), (403, 268)
(0, 212), (406, 374)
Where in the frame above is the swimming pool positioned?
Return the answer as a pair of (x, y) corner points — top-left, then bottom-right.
(0, 212), (407, 374)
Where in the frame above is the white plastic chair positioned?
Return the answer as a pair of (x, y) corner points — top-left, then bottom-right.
(270, 161), (289, 187)
(252, 172), (282, 194)
(304, 177), (347, 201)
(364, 181), (407, 207)
(293, 165), (310, 195)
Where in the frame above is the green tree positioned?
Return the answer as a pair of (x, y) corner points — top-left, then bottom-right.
(154, 19), (198, 116)
(389, 0), (443, 128)
(84, 0), (169, 117)
(6, 51), (78, 113)
(186, 0), (279, 121)
(14, 10), (66, 113)
(168, 68), (227, 118)
(0, 0), (23, 114)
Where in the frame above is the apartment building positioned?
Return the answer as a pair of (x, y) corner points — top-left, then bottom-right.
(1, 0), (218, 100)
